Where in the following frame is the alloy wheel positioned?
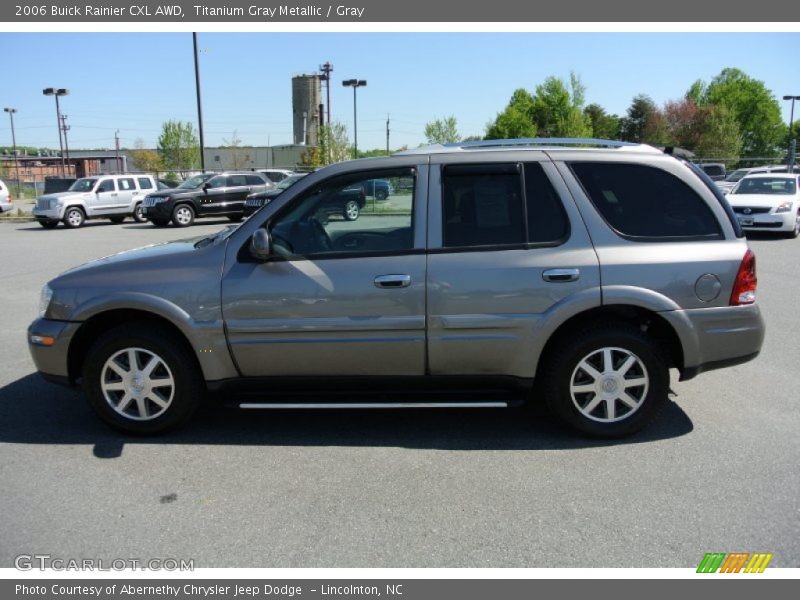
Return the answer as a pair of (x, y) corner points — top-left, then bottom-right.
(100, 347), (175, 421)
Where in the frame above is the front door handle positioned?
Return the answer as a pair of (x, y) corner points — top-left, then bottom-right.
(542, 268), (580, 283)
(374, 274), (411, 289)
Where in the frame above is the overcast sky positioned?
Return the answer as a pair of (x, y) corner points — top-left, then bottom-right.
(1, 32), (798, 151)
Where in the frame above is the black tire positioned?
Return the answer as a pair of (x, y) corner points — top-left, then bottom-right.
(539, 321), (669, 438)
(109, 216), (126, 224)
(39, 220), (59, 229)
(150, 218), (170, 227)
(227, 215), (243, 222)
(376, 188), (388, 201)
(132, 203), (147, 223)
(82, 323), (204, 435)
(783, 210), (800, 239)
(62, 207), (85, 229)
(343, 199), (360, 221)
(171, 204), (195, 227)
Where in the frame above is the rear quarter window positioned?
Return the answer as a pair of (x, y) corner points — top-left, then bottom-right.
(570, 162), (722, 240)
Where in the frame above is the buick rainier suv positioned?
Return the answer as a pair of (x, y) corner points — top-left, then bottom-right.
(28, 139), (765, 437)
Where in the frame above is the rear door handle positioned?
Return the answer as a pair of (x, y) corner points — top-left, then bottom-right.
(374, 274), (411, 289)
(543, 268), (580, 283)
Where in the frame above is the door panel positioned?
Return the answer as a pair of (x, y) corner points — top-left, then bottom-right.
(90, 178), (118, 213)
(426, 159), (601, 378)
(222, 255), (426, 376)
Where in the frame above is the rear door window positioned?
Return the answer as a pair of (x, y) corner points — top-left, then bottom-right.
(118, 178), (135, 191)
(246, 175), (265, 186)
(227, 175), (248, 187)
(570, 162), (722, 240)
(442, 164), (525, 247)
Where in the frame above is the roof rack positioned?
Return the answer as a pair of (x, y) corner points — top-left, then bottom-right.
(395, 138), (661, 155)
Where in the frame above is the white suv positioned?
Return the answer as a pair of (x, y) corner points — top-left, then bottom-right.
(32, 174), (160, 228)
(0, 179), (13, 214)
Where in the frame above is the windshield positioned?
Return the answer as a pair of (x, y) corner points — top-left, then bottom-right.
(177, 174), (213, 190)
(276, 174), (304, 190)
(733, 177), (797, 195)
(725, 170), (749, 183)
(68, 178), (98, 192)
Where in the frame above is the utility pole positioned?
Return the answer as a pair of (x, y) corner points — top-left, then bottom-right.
(3, 107), (21, 196)
(386, 114), (390, 155)
(115, 129), (121, 173)
(60, 114), (71, 176)
(193, 33), (206, 172)
(43, 88), (69, 177)
(319, 62), (333, 128)
(342, 79), (366, 159)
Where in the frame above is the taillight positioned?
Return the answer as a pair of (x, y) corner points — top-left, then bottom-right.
(730, 248), (757, 305)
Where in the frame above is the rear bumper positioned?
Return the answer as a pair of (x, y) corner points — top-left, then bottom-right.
(27, 318), (81, 383)
(661, 304), (765, 381)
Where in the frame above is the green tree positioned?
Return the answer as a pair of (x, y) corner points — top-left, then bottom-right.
(157, 120), (200, 176)
(129, 138), (163, 173)
(485, 88), (537, 139)
(531, 74), (592, 138)
(319, 121), (351, 164)
(620, 94), (669, 144)
(695, 104), (742, 162)
(702, 68), (785, 157)
(584, 103), (620, 139)
(424, 116), (461, 144)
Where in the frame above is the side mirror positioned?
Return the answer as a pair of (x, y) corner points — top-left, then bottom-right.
(250, 228), (272, 261)
(202, 182), (211, 191)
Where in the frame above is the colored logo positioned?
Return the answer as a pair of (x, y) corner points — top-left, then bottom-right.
(697, 552), (773, 573)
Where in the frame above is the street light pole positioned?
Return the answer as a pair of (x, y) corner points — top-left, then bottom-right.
(43, 87), (69, 178)
(193, 32), (206, 172)
(783, 95), (800, 173)
(342, 79), (367, 159)
(3, 107), (21, 197)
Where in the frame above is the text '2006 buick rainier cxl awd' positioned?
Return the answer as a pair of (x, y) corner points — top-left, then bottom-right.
(28, 139), (765, 437)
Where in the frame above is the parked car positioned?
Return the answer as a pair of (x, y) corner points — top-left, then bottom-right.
(363, 178), (394, 200)
(140, 172), (271, 227)
(0, 179), (12, 213)
(696, 163), (726, 181)
(725, 173), (800, 238)
(31, 174), (159, 228)
(28, 138), (764, 438)
(717, 166), (792, 194)
(257, 169), (296, 184)
(242, 173), (307, 217)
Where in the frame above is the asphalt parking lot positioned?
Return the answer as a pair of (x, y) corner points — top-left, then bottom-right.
(0, 218), (798, 568)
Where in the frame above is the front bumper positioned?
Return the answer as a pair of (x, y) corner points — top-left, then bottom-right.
(28, 318), (81, 384)
(32, 206), (65, 221)
(141, 201), (173, 220)
(661, 304), (765, 381)
(736, 212), (795, 232)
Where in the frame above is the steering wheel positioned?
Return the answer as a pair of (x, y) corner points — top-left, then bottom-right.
(310, 218), (333, 252)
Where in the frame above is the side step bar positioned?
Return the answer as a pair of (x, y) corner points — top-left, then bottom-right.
(240, 401), (509, 410)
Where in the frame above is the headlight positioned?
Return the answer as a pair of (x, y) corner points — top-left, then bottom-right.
(775, 202), (793, 213)
(39, 284), (53, 318)
(55, 200), (64, 207)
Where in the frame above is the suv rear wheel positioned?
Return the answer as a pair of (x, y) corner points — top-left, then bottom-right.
(63, 207), (85, 228)
(540, 322), (668, 437)
(172, 204), (195, 227)
(82, 323), (203, 434)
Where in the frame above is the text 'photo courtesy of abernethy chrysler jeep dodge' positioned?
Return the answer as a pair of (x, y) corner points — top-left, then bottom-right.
(27, 139), (765, 437)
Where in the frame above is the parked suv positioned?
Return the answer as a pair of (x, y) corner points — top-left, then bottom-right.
(242, 173), (307, 217)
(28, 139), (764, 437)
(0, 178), (12, 213)
(141, 172), (271, 227)
(32, 174), (159, 228)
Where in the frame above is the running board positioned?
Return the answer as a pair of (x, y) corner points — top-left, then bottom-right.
(239, 401), (509, 410)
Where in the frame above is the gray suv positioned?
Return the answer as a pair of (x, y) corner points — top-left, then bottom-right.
(28, 139), (765, 437)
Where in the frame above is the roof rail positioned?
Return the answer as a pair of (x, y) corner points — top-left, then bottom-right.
(395, 138), (661, 156)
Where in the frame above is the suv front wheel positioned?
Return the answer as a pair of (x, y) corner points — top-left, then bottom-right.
(172, 204), (195, 227)
(63, 207), (86, 228)
(540, 322), (668, 437)
(82, 323), (204, 434)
